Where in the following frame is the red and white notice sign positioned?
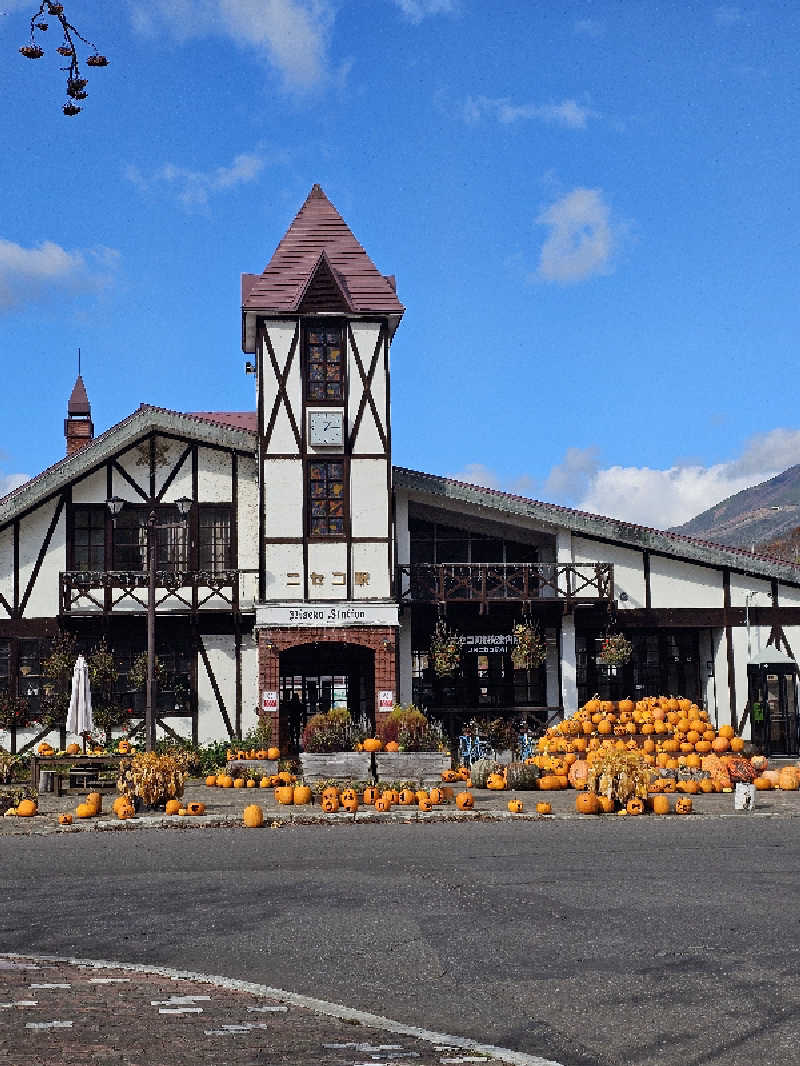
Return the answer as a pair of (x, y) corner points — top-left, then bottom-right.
(261, 690), (278, 714)
(378, 690), (394, 712)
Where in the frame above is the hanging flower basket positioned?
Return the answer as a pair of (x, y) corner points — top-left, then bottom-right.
(511, 622), (547, 670)
(597, 632), (633, 666)
(430, 619), (461, 677)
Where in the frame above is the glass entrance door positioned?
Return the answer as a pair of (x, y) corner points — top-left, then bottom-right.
(750, 666), (800, 757)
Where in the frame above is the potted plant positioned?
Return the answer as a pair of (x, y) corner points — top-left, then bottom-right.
(597, 632), (633, 667)
(374, 705), (450, 784)
(511, 621), (547, 670)
(299, 708), (371, 782)
(430, 619), (461, 677)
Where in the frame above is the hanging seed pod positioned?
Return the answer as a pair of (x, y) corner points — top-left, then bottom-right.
(71, 90), (88, 100)
(36, 22), (49, 31)
(48, 3), (64, 14)
(63, 102), (81, 116)
(66, 78), (88, 98)
(86, 54), (109, 67)
(57, 45), (73, 56)
(20, 45), (45, 59)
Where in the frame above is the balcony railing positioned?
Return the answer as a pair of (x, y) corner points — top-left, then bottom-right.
(59, 569), (251, 615)
(397, 562), (614, 607)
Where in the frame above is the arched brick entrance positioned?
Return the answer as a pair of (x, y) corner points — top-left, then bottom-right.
(258, 626), (396, 753)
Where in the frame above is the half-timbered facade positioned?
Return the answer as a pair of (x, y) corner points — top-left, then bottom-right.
(2, 184), (799, 758)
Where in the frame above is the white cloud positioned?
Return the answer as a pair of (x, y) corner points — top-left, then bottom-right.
(0, 238), (119, 312)
(714, 6), (743, 25)
(128, 0), (336, 91)
(463, 95), (598, 130)
(442, 428), (800, 531)
(535, 187), (621, 284)
(391, 0), (456, 22)
(0, 472), (29, 498)
(574, 18), (604, 37)
(125, 150), (266, 209)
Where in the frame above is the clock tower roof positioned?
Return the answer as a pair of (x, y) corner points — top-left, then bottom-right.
(241, 184), (403, 351)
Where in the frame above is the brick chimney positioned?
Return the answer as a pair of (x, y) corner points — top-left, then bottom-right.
(64, 375), (94, 457)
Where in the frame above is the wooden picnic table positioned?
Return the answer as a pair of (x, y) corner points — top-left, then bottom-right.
(31, 754), (126, 796)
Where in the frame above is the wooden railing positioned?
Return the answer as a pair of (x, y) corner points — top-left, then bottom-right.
(397, 562), (614, 606)
(59, 569), (249, 615)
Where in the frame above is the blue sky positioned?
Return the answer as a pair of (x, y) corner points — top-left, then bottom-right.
(1, 0), (798, 528)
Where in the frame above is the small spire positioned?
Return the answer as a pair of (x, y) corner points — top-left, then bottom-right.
(68, 375), (91, 416)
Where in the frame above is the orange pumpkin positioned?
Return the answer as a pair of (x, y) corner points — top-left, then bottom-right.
(538, 775), (563, 791)
(399, 788), (416, 806)
(274, 786), (294, 805)
(243, 804), (264, 828)
(362, 786), (379, 805)
(675, 796), (693, 815)
(267, 747), (280, 761)
(507, 799), (523, 814)
(455, 791), (474, 810)
(418, 797), (433, 812)
(429, 787), (444, 805)
(205, 774), (217, 787)
(233, 778), (245, 789)
(535, 801), (552, 815)
(575, 792), (601, 815)
(626, 796), (645, 816)
(187, 801), (205, 815)
(293, 785), (312, 805)
(374, 797), (390, 812)
(650, 794), (671, 815)
(58, 813), (73, 825)
(16, 798), (37, 817)
(322, 795), (341, 813)
(384, 741), (400, 752)
(362, 738), (382, 752)
(754, 776), (773, 790)
(165, 799), (181, 816)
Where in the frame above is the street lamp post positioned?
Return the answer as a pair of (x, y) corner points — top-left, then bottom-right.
(107, 495), (192, 751)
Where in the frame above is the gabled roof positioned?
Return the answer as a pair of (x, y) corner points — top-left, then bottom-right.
(0, 406), (256, 529)
(242, 184), (404, 321)
(393, 466), (800, 584)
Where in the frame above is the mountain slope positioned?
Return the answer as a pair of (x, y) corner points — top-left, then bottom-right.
(672, 464), (800, 552)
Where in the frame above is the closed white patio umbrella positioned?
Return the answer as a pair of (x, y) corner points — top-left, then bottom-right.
(66, 655), (93, 751)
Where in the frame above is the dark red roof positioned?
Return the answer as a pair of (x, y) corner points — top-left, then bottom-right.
(187, 411), (258, 433)
(242, 184), (404, 315)
(67, 375), (90, 415)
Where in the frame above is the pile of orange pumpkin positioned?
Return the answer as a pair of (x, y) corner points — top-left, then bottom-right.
(206, 770), (296, 790)
(530, 696), (766, 795)
(227, 746), (281, 761)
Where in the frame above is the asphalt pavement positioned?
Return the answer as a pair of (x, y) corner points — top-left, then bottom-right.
(2, 804), (800, 1066)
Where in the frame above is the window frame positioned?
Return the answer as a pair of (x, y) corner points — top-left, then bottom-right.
(69, 504), (107, 572)
(303, 321), (346, 405)
(307, 459), (348, 539)
(198, 504), (233, 573)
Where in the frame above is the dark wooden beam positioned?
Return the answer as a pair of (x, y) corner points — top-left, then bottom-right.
(197, 634), (235, 739)
(19, 496), (65, 618)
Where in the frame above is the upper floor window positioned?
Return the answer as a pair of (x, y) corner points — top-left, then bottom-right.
(113, 506), (188, 572)
(199, 506), (232, 572)
(309, 461), (345, 537)
(305, 324), (344, 402)
(72, 506), (106, 571)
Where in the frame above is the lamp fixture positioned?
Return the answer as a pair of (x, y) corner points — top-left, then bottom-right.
(175, 495), (192, 518)
(245, 361), (256, 375)
(106, 495), (124, 520)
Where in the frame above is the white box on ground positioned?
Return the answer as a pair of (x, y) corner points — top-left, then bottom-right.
(734, 783), (755, 811)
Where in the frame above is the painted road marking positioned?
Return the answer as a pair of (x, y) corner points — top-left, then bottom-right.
(151, 995), (211, 1006)
(2, 952), (566, 1066)
(158, 1007), (205, 1014)
(247, 1004), (288, 1012)
(87, 977), (131, 984)
(0, 1000), (38, 1008)
(30, 982), (71, 989)
(26, 1020), (73, 1030)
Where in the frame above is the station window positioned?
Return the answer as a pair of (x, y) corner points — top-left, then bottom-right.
(309, 462), (345, 537)
(305, 324), (344, 402)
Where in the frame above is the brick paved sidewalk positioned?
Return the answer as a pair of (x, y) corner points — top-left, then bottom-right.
(1, 955), (531, 1066)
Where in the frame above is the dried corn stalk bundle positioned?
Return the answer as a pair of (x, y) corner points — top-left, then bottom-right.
(586, 749), (650, 804)
(118, 751), (186, 806)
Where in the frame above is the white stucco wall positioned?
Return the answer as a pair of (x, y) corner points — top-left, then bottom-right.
(573, 536), (646, 608)
(264, 543), (304, 600)
(778, 584), (800, 607)
(152, 437), (191, 499)
(351, 542), (392, 599)
(348, 323), (385, 455)
(0, 524), (14, 616)
(263, 321), (301, 455)
(196, 634), (236, 743)
(729, 573), (772, 608)
(197, 447), (231, 502)
(350, 459), (389, 538)
(648, 556), (723, 608)
(71, 467), (107, 504)
(18, 500), (62, 618)
(306, 542), (348, 599)
(264, 459), (303, 538)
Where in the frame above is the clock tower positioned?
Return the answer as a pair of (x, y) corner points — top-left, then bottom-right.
(242, 185), (404, 746)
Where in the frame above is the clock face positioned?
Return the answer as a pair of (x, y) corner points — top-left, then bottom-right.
(308, 410), (344, 447)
